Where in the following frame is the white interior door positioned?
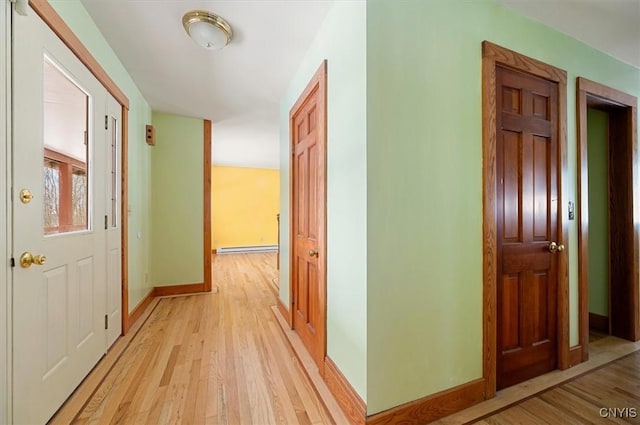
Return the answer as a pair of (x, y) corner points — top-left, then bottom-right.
(105, 96), (122, 348)
(12, 8), (110, 424)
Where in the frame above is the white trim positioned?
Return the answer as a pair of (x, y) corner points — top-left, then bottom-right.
(217, 245), (279, 254)
(0, 2), (12, 422)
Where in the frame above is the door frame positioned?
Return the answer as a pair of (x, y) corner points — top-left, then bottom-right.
(576, 77), (639, 360)
(482, 41), (569, 398)
(204, 119), (212, 292)
(287, 60), (328, 372)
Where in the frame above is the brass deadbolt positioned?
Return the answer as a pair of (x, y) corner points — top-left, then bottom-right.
(19, 189), (34, 204)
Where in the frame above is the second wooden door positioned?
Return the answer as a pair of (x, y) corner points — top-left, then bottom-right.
(290, 62), (327, 370)
(496, 65), (560, 389)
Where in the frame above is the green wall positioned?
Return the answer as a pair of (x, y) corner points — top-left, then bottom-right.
(366, 0), (640, 414)
(50, 0), (153, 311)
(279, 1), (367, 401)
(587, 108), (609, 317)
(151, 112), (204, 286)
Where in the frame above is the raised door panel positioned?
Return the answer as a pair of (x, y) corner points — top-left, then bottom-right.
(501, 130), (522, 242)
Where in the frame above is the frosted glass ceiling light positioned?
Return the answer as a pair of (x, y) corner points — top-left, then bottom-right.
(182, 10), (233, 50)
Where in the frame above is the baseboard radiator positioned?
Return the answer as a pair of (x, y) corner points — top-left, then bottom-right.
(217, 245), (278, 254)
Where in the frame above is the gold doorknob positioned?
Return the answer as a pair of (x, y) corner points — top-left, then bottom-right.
(548, 242), (565, 253)
(309, 249), (319, 258)
(19, 252), (46, 268)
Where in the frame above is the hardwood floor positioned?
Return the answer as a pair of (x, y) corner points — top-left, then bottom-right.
(435, 333), (640, 425)
(51, 253), (333, 425)
(50, 252), (640, 425)
(474, 350), (640, 424)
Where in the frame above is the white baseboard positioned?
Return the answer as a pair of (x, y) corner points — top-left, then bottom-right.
(217, 245), (278, 254)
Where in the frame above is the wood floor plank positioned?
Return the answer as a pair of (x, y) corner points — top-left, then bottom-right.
(518, 397), (583, 424)
(55, 252), (640, 425)
(58, 253), (333, 425)
(479, 351), (640, 424)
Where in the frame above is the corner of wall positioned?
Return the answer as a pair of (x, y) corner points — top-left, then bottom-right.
(279, 0), (368, 404)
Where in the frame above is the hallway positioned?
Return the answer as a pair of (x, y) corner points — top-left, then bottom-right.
(49, 252), (640, 425)
(50, 253), (332, 425)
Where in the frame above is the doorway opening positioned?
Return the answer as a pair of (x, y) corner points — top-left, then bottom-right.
(577, 77), (639, 362)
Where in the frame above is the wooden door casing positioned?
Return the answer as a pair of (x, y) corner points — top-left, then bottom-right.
(576, 78), (639, 359)
(289, 61), (327, 371)
(496, 66), (560, 389)
(482, 41), (569, 400)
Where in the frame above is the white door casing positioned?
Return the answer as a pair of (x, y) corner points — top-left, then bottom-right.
(12, 8), (116, 424)
(106, 95), (122, 348)
(1, 1), (11, 422)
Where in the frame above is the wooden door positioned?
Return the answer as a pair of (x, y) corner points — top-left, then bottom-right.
(12, 8), (110, 423)
(496, 66), (559, 389)
(290, 62), (326, 370)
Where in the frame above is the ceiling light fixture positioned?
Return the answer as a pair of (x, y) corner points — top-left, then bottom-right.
(182, 10), (233, 50)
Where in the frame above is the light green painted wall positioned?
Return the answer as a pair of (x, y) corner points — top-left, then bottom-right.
(50, 0), (153, 312)
(151, 112), (204, 286)
(279, 1), (367, 401)
(587, 108), (609, 317)
(367, 0), (640, 414)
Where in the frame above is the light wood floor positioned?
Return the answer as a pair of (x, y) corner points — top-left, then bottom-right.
(436, 333), (640, 425)
(53, 253), (333, 425)
(473, 350), (640, 424)
(51, 253), (640, 425)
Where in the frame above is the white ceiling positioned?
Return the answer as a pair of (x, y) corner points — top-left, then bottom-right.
(44, 59), (88, 162)
(81, 0), (639, 170)
(497, 0), (640, 68)
(80, 0), (335, 169)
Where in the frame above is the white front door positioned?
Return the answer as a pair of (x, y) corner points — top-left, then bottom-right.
(12, 8), (114, 424)
(105, 96), (122, 348)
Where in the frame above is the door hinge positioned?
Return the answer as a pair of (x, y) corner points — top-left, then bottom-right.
(11, 0), (29, 16)
(105, 215), (108, 230)
(10, 258), (15, 268)
(105, 115), (108, 130)
(291, 146), (295, 155)
(105, 314), (109, 330)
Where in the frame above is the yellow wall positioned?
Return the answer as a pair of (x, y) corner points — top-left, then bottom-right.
(212, 166), (280, 249)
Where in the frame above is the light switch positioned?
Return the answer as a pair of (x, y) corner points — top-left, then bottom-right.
(568, 201), (575, 221)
